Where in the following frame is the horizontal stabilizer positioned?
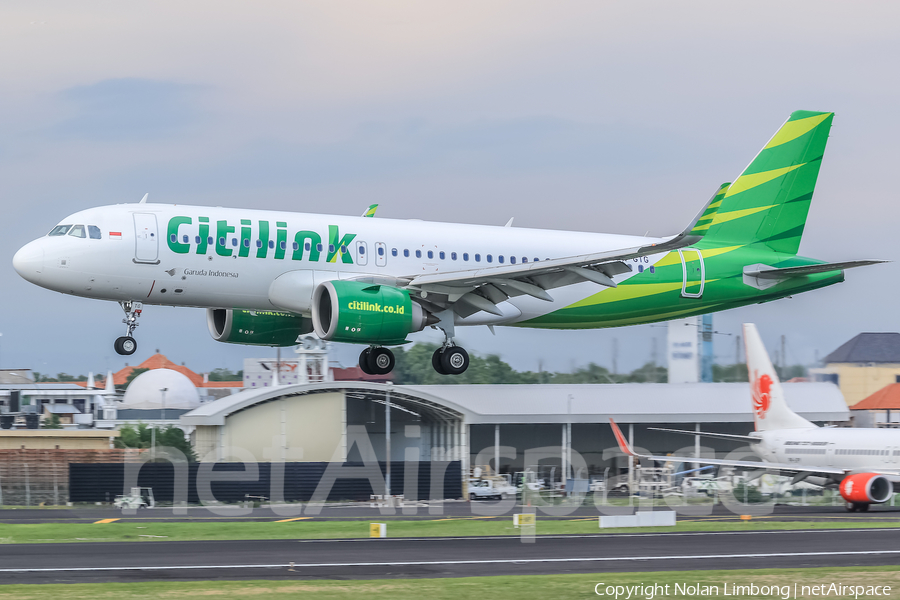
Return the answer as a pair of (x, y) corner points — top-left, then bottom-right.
(743, 260), (887, 290)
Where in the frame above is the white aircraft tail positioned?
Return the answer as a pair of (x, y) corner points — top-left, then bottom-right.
(742, 323), (815, 432)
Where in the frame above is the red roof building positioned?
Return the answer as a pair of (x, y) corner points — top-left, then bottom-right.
(851, 383), (900, 411)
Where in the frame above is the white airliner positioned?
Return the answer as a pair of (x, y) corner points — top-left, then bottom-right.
(611, 323), (900, 512)
(11, 111), (884, 375)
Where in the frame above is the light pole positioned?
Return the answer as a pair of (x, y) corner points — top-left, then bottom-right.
(385, 383), (392, 498)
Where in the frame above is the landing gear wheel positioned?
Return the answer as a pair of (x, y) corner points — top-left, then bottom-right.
(440, 346), (469, 375)
(114, 336), (137, 356)
(858, 503), (870, 512)
(368, 347), (395, 375)
(432, 348), (447, 375)
(359, 348), (373, 375)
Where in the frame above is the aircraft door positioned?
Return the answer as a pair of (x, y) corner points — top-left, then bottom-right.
(678, 249), (705, 298)
(375, 242), (387, 267)
(355, 241), (368, 266)
(133, 213), (159, 264)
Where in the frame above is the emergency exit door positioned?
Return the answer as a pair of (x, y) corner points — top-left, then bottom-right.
(678, 249), (705, 298)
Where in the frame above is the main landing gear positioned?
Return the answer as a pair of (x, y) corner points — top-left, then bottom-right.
(845, 501), (870, 512)
(114, 301), (142, 356)
(432, 344), (470, 375)
(359, 346), (395, 376)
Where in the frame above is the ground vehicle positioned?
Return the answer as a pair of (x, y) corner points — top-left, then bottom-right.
(113, 486), (155, 509)
(467, 479), (502, 500)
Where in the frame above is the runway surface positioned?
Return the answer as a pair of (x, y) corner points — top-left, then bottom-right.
(4, 502), (900, 524)
(1, 528), (899, 584)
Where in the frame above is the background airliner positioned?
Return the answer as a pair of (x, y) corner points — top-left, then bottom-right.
(611, 323), (900, 512)
(12, 111), (883, 376)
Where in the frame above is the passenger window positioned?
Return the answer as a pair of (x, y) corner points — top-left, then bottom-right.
(451, 252), (457, 260)
(487, 254), (493, 263)
(328, 244), (335, 253)
(463, 253), (469, 261)
(439, 251), (445, 260)
(243, 239), (250, 247)
(293, 242), (299, 250)
(170, 234), (177, 243)
(280, 241), (286, 250)
(49, 225), (72, 236)
(359, 246), (365, 254)
(317, 244), (323, 252)
(522, 257), (527, 263)
(269, 240), (276, 249)
(341, 245), (347, 254)
(510, 256), (515, 264)
(427, 250), (433, 259)
(378, 247), (385, 256)
(183, 235), (190, 244)
(195, 236), (201, 244)
(404, 249), (409, 257)
(305, 242), (311, 251)
(416, 250), (422, 258)
(256, 239), (263, 248)
(88, 226), (102, 240)
(208, 237), (214, 245)
(475, 254), (481, 262)
(231, 238), (238, 247)
(499, 255), (504, 263)
(392, 248), (398, 257)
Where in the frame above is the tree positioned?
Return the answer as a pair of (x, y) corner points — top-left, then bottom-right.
(44, 414), (63, 429)
(115, 423), (197, 462)
(208, 368), (243, 381)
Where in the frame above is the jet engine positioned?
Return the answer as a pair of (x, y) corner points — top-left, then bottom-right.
(839, 473), (893, 509)
(311, 280), (436, 345)
(207, 309), (313, 347)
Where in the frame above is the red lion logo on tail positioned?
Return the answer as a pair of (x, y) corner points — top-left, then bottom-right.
(751, 370), (772, 419)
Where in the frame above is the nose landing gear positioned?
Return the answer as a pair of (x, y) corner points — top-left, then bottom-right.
(115, 301), (142, 356)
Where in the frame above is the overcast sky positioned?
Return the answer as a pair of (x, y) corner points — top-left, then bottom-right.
(1, 2), (898, 377)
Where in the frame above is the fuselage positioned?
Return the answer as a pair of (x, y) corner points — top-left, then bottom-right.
(753, 428), (900, 477)
(13, 202), (843, 329)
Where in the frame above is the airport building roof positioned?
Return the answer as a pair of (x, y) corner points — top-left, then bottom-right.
(851, 383), (900, 411)
(182, 381), (849, 426)
(823, 333), (900, 364)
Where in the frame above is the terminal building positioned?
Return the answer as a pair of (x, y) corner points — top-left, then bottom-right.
(181, 380), (849, 479)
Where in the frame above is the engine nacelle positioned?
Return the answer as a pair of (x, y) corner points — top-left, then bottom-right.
(839, 473), (893, 505)
(207, 309), (313, 347)
(311, 281), (435, 345)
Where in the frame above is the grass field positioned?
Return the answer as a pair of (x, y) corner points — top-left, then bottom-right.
(1, 516), (900, 544)
(0, 567), (898, 599)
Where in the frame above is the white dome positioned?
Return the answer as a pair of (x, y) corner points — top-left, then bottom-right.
(122, 368), (201, 409)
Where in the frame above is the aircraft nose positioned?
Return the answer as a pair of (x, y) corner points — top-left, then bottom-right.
(12, 240), (44, 284)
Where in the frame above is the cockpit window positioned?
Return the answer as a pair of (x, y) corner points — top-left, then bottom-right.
(48, 225), (72, 236)
(68, 225), (86, 238)
(87, 226), (102, 240)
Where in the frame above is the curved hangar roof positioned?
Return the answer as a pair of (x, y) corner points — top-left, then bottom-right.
(181, 381), (848, 426)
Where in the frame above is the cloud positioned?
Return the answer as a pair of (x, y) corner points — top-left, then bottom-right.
(50, 78), (205, 141)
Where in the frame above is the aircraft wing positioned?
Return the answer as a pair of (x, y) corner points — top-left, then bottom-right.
(394, 184), (729, 318)
(610, 419), (847, 476)
(648, 427), (761, 443)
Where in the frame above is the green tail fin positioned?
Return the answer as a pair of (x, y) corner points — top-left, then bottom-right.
(701, 110), (834, 254)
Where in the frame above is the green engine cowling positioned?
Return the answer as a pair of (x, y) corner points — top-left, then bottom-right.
(311, 280), (435, 345)
(207, 309), (313, 347)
